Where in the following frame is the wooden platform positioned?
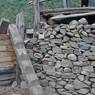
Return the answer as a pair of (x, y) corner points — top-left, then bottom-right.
(0, 34), (16, 86)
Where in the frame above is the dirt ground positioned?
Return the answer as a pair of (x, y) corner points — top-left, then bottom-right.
(0, 86), (29, 95)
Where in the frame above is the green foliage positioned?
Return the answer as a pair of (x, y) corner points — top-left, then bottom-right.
(0, 0), (32, 28)
(0, 0), (80, 28)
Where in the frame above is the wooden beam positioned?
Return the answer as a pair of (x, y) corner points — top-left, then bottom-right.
(8, 24), (46, 95)
(32, 0), (41, 32)
(50, 11), (95, 21)
(16, 12), (25, 40)
(63, 0), (67, 8)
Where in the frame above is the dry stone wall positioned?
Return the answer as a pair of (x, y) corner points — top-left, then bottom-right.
(26, 18), (95, 95)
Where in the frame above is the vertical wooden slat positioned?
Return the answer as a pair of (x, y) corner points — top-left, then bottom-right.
(63, 0), (68, 8)
(16, 12), (25, 40)
(32, 0), (41, 32)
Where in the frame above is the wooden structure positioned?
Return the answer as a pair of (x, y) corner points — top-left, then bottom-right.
(16, 12), (25, 40)
(8, 24), (46, 95)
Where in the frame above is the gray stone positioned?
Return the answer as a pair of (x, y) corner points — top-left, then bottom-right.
(52, 46), (62, 53)
(91, 88), (95, 95)
(34, 53), (43, 59)
(54, 26), (60, 31)
(49, 81), (56, 88)
(61, 59), (72, 67)
(58, 91), (72, 95)
(70, 42), (78, 48)
(77, 88), (89, 94)
(57, 88), (65, 95)
(91, 61), (95, 66)
(90, 78), (95, 82)
(69, 20), (78, 29)
(78, 75), (85, 81)
(67, 54), (77, 61)
(50, 39), (62, 44)
(52, 30), (57, 35)
(62, 73), (76, 79)
(82, 66), (94, 73)
(55, 61), (61, 68)
(60, 29), (66, 36)
(88, 54), (95, 61)
(73, 79), (88, 89)
(63, 36), (69, 42)
(50, 35), (55, 39)
(55, 84), (63, 89)
(43, 65), (56, 76)
(92, 83), (95, 88)
(90, 46), (95, 52)
(78, 18), (88, 25)
(72, 66), (81, 74)
(64, 68), (72, 73)
(45, 87), (56, 95)
(56, 34), (63, 38)
(84, 80), (91, 86)
(87, 93), (93, 95)
(66, 32), (74, 37)
(11, 81), (17, 88)
(40, 79), (48, 87)
(91, 23), (95, 29)
(57, 80), (67, 86)
(55, 54), (64, 60)
(52, 93), (59, 95)
(65, 84), (74, 90)
(78, 42), (90, 50)
(20, 81), (27, 89)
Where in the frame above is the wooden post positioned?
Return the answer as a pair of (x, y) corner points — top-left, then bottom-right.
(63, 0), (68, 8)
(32, 0), (41, 32)
(16, 12), (25, 40)
(9, 24), (46, 95)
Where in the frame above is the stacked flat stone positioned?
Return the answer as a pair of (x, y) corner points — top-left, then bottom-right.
(26, 18), (95, 95)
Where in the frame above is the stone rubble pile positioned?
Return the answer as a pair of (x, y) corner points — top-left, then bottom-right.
(26, 18), (95, 95)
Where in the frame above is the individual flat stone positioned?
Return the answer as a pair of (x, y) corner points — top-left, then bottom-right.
(78, 18), (88, 25)
(73, 79), (88, 89)
(90, 78), (95, 82)
(61, 59), (72, 67)
(82, 66), (94, 73)
(62, 73), (76, 79)
(57, 80), (67, 86)
(54, 54), (65, 60)
(65, 84), (74, 90)
(91, 88), (95, 95)
(52, 46), (62, 53)
(92, 83), (95, 88)
(77, 88), (89, 95)
(78, 75), (85, 81)
(34, 53), (43, 59)
(67, 54), (77, 61)
(78, 42), (90, 50)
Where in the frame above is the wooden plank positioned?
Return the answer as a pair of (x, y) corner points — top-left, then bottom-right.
(50, 11), (95, 21)
(0, 56), (16, 63)
(0, 40), (11, 46)
(9, 24), (46, 95)
(41, 7), (95, 15)
(0, 73), (15, 81)
(0, 51), (15, 58)
(0, 45), (14, 52)
(0, 21), (10, 34)
(0, 34), (10, 40)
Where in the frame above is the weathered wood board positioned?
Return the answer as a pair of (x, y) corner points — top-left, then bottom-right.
(9, 24), (46, 95)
